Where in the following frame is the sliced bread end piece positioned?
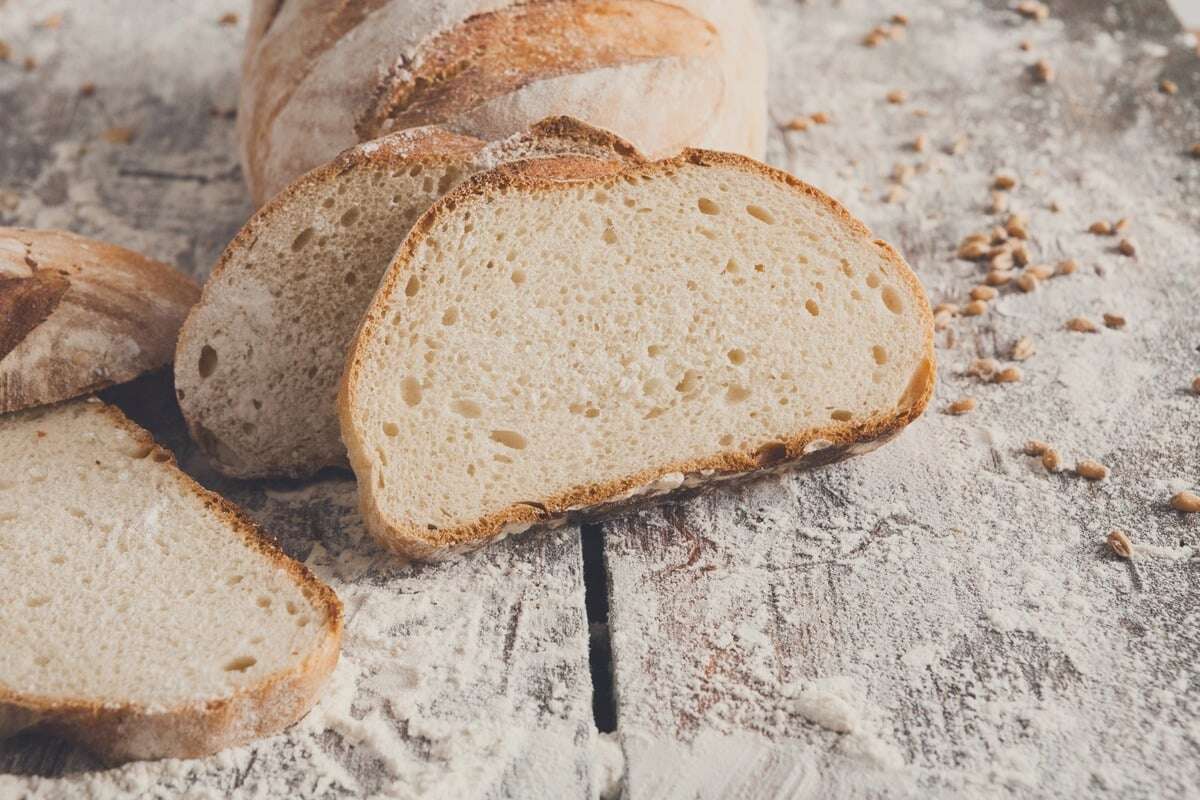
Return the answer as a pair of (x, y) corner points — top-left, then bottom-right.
(340, 149), (936, 559)
(176, 117), (642, 479)
(0, 399), (342, 761)
(0, 228), (199, 414)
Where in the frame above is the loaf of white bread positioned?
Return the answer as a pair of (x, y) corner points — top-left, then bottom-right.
(237, 0), (767, 204)
(0, 228), (198, 414)
(339, 150), (936, 558)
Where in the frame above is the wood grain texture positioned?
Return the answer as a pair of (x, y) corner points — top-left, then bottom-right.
(605, 0), (1200, 797)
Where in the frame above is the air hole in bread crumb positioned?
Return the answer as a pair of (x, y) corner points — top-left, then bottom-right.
(873, 345), (889, 365)
(422, 176), (434, 192)
(401, 377), (423, 407)
(675, 370), (701, 394)
(643, 378), (664, 396)
(840, 259), (855, 277)
(747, 205), (775, 224)
(34, 656), (50, 667)
(322, 197), (334, 209)
(491, 430), (527, 449)
(242, 422), (255, 436)
(382, 422), (399, 437)
(467, 464), (476, 476)
(728, 348), (747, 365)
(340, 207), (361, 226)
(698, 197), (720, 215)
(881, 286), (904, 314)
(851, 289), (864, 301)
(644, 407), (666, 419)
(602, 227), (618, 245)
(228, 575), (244, 585)
(291, 227), (314, 251)
(831, 409), (853, 421)
(726, 384), (752, 404)
(252, 399), (262, 410)
(866, 273), (881, 288)
(754, 264), (766, 274)
(27, 596), (49, 608)
(585, 408), (600, 419)
(724, 259), (739, 274)
(224, 656), (256, 672)
(198, 345), (218, 378)
(755, 441), (788, 466)
(494, 453), (513, 464)
(805, 299), (820, 316)
(286, 601), (298, 615)
(648, 344), (665, 357)
(405, 276), (421, 297)
(511, 269), (526, 285)
(343, 271), (358, 286)
(49, 555), (65, 565)
(442, 307), (459, 325)
(719, 434), (734, 446)
(438, 170), (459, 194)
(451, 399), (482, 418)
(257, 596), (271, 608)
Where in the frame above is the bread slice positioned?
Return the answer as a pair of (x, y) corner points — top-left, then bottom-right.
(0, 228), (199, 414)
(340, 151), (936, 559)
(0, 399), (342, 762)
(175, 117), (642, 478)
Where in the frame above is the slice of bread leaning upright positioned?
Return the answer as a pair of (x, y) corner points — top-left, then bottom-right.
(0, 399), (342, 762)
(339, 150), (936, 560)
(176, 117), (643, 479)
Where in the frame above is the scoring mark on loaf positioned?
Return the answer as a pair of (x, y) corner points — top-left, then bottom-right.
(0, 270), (71, 360)
(355, 0), (720, 139)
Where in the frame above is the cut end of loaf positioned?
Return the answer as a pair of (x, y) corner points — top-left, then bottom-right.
(340, 149), (935, 558)
(176, 118), (643, 479)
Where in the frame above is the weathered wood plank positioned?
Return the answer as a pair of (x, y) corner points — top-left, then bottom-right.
(606, 0), (1200, 797)
(0, 3), (599, 796)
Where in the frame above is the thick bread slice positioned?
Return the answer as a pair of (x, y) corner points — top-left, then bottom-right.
(237, 0), (766, 204)
(0, 228), (199, 414)
(340, 151), (937, 559)
(0, 399), (342, 762)
(176, 117), (642, 479)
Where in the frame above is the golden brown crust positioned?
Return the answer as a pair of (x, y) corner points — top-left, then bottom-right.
(0, 228), (200, 414)
(355, 0), (718, 140)
(0, 400), (342, 762)
(340, 149), (937, 559)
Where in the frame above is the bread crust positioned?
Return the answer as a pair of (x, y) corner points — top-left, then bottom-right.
(0, 229), (199, 415)
(0, 400), (343, 762)
(177, 117), (643, 479)
(340, 150), (937, 559)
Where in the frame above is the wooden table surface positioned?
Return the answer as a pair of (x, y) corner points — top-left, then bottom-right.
(1, 1), (1198, 798)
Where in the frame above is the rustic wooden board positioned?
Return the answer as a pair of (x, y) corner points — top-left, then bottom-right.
(0, 3), (598, 797)
(605, 0), (1200, 797)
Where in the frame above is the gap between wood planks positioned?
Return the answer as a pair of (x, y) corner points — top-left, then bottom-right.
(581, 523), (617, 733)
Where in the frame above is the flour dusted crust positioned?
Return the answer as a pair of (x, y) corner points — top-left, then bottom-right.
(339, 150), (937, 559)
(237, 0), (767, 204)
(0, 401), (342, 762)
(0, 229), (199, 414)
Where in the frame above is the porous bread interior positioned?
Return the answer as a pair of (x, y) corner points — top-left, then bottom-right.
(177, 122), (636, 478)
(176, 156), (467, 475)
(348, 160), (930, 534)
(0, 401), (327, 710)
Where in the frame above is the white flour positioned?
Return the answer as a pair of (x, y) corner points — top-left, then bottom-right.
(2, 0), (1199, 798)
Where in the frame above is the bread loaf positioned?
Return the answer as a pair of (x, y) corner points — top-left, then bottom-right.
(176, 117), (641, 478)
(237, 0), (766, 204)
(0, 399), (342, 761)
(0, 228), (199, 414)
(339, 150), (936, 559)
